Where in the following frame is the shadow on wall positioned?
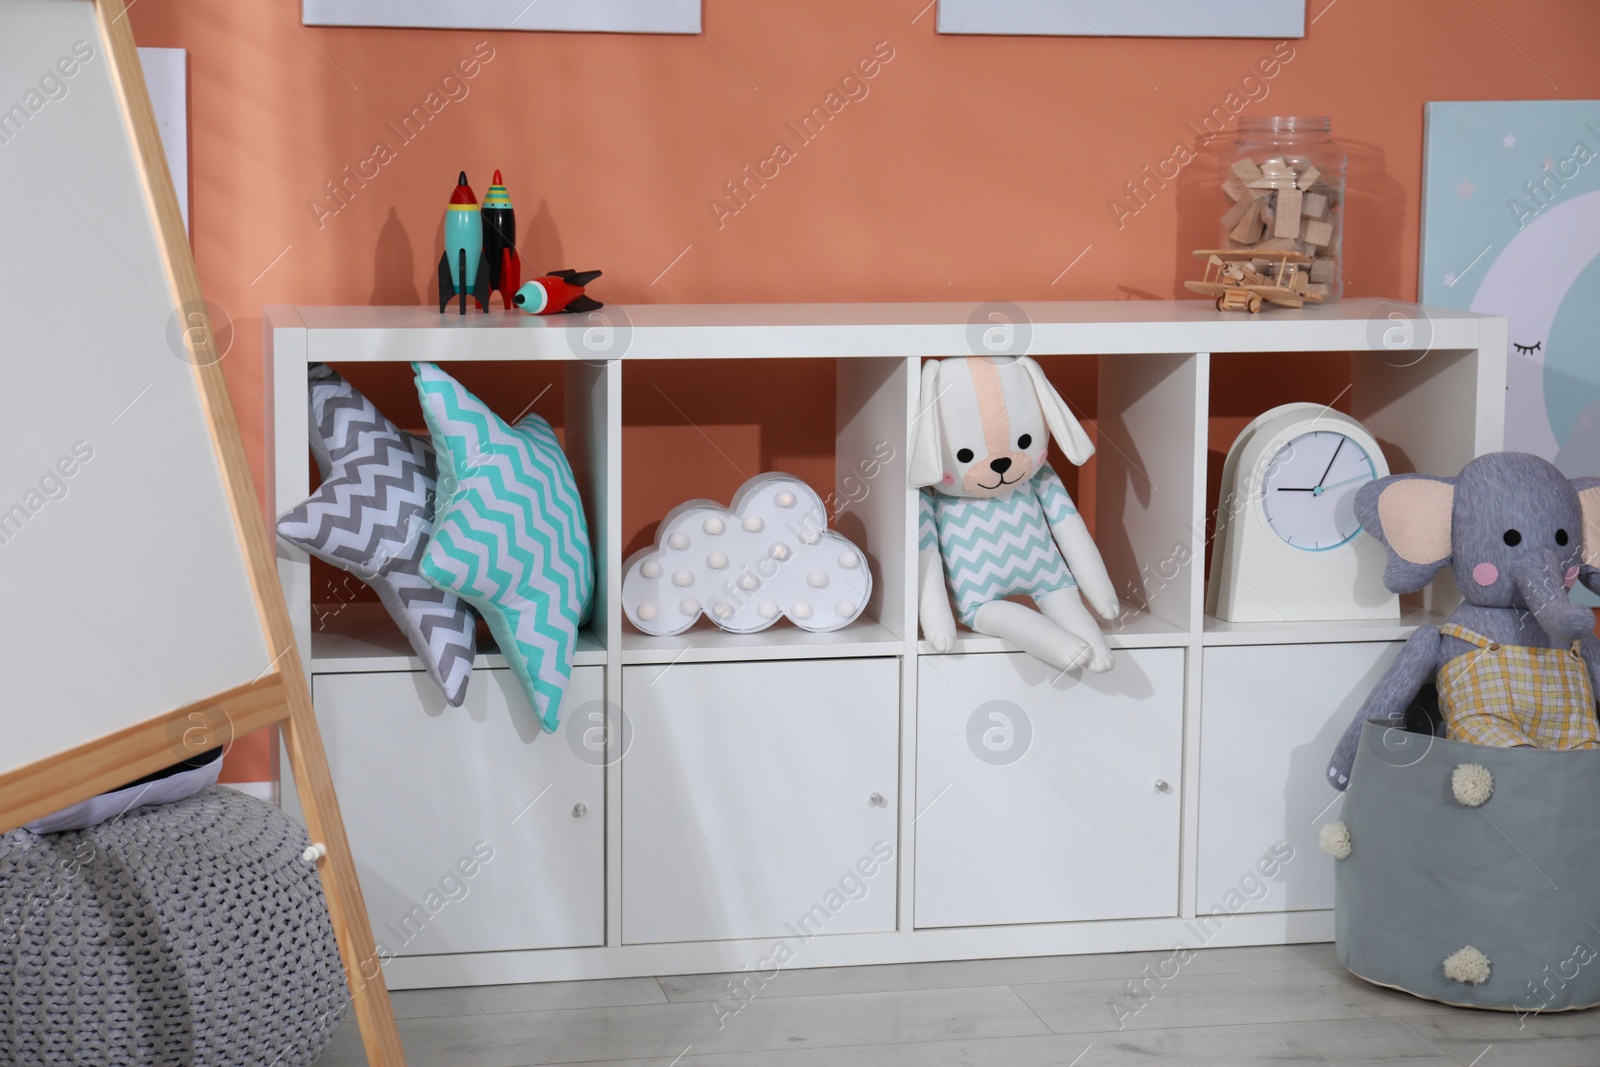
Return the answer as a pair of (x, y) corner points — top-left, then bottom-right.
(521, 198), (564, 279)
(372, 206), (419, 305)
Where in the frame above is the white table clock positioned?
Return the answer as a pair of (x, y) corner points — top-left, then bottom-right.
(1207, 403), (1399, 623)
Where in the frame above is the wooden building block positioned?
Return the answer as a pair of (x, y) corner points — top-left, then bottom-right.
(1310, 256), (1336, 282)
(1302, 218), (1334, 248)
(1230, 157), (1263, 184)
(1274, 187), (1303, 238)
(1230, 200), (1265, 243)
(1301, 191), (1328, 219)
(1222, 196), (1253, 229)
(1297, 165), (1321, 190)
(1223, 177), (1245, 202)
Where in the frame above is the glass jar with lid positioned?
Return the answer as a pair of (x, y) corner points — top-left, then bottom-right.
(1218, 115), (1346, 303)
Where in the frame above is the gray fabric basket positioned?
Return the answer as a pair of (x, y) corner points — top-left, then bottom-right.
(1335, 720), (1600, 1012)
(1, 785), (349, 1066)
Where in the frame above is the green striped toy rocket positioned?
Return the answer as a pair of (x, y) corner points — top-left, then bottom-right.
(481, 170), (521, 309)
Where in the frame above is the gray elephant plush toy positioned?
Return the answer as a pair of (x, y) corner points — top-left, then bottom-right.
(1326, 452), (1600, 790)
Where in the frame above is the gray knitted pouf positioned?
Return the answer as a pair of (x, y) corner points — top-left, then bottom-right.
(1, 785), (350, 1066)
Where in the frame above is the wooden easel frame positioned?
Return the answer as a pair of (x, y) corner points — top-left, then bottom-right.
(0, 2), (405, 1063)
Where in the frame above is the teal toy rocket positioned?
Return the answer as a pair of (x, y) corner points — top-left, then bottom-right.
(438, 171), (491, 314)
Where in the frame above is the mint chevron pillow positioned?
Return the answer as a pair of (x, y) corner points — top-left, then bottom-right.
(276, 365), (478, 706)
(414, 362), (595, 732)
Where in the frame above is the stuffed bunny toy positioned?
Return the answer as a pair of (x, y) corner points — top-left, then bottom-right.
(1326, 452), (1600, 790)
(910, 355), (1120, 672)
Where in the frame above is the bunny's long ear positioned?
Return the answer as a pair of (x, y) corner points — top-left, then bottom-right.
(1018, 356), (1094, 466)
(909, 359), (945, 489)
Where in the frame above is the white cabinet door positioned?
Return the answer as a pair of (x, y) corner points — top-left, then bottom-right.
(915, 648), (1184, 928)
(621, 658), (899, 945)
(312, 666), (605, 956)
(1197, 642), (1401, 914)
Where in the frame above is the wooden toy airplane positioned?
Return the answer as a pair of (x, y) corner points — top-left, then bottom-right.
(1185, 249), (1328, 313)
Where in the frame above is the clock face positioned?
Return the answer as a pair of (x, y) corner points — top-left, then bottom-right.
(1259, 430), (1376, 551)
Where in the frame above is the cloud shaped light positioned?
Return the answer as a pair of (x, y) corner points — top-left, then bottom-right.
(622, 474), (873, 636)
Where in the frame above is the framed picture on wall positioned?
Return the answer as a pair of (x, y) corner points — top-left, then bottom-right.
(1419, 100), (1600, 479)
(937, 0), (1304, 37)
(302, 0), (701, 33)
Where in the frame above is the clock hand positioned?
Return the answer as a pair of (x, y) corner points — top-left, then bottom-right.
(1277, 471), (1375, 495)
(1315, 437), (1345, 490)
(1313, 471), (1376, 495)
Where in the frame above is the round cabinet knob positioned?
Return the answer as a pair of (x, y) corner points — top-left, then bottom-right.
(572, 803), (588, 818)
(869, 792), (887, 807)
(1154, 780), (1171, 793)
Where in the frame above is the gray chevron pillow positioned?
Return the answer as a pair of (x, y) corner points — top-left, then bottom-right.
(277, 365), (478, 705)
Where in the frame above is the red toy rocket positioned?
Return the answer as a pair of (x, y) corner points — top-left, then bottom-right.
(481, 170), (521, 310)
(513, 270), (603, 315)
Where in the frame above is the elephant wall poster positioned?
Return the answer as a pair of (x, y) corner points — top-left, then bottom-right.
(1419, 101), (1600, 480)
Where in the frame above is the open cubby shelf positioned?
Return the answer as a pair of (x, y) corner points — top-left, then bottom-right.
(266, 300), (1506, 989)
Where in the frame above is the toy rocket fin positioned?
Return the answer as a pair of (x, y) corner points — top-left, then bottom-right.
(565, 295), (603, 313)
(499, 248), (522, 310)
(472, 251), (491, 313)
(436, 252), (454, 313)
(550, 268), (602, 287)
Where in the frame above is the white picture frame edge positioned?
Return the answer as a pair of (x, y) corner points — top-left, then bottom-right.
(302, 0), (701, 34)
(135, 47), (187, 233)
(937, 0), (1305, 38)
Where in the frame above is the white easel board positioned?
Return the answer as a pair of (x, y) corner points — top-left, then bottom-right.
(0, 0), (267, 780)
(0, 3), (405, 1062)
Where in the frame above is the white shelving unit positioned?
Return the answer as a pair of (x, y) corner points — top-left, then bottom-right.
(265, 299), (1507, 989)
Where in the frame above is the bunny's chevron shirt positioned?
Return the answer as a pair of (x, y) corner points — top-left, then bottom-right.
(919, 463), (1080, 626)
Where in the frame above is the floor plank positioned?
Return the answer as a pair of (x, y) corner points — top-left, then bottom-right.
(489, 992), (906, 1065)
(1291, 1017), (1459, 1066)
(860, 984), (1054, 1042)
(1400, 1009), (1600, 1067)
(658, 967), (858, 1003)
(914, 1022), (1327, 1066)
(1011, 971), (1284, 1034)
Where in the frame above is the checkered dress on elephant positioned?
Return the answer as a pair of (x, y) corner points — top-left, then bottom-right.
(1437, 623), (1600, 750)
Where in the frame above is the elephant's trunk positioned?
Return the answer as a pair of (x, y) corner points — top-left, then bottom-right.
(1510, 552), (1595, 644)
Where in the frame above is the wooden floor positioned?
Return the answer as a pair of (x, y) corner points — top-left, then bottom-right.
(314, 943), (1600, 1066)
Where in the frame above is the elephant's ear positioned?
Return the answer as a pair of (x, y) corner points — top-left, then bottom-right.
(1356, 474), (1455, 593)
(1573, 477), (1600, 595)
(1575, 477), (1600, 568)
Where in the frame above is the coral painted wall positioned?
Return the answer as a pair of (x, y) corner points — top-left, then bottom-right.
(123, 0), (1600, 781)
